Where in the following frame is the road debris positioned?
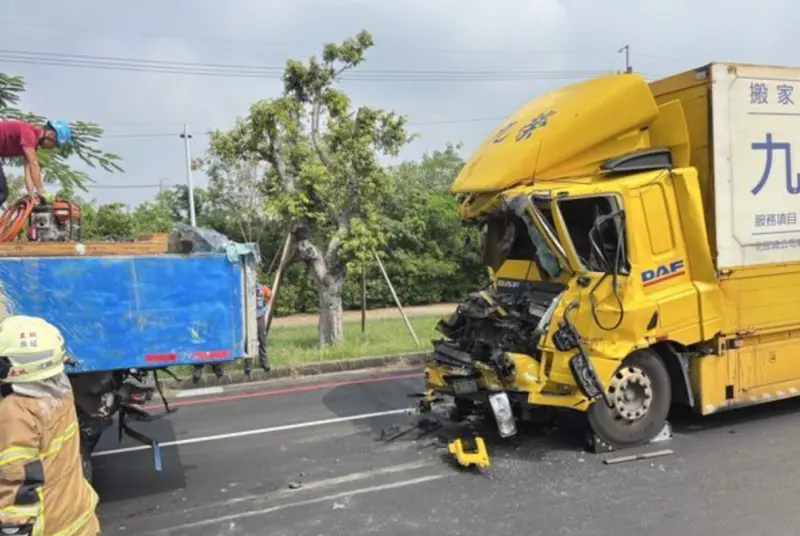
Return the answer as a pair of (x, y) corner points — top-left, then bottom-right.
(448, 436), (491, 470)
(287, 481), (303, 490)
(378, 417), (443, 443)
(602, 449), (674, 466)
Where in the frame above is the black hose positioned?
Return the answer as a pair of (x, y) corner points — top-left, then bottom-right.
(589, 213), (625, 331)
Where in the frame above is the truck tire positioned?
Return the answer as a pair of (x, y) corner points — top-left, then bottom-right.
(587, 349), (671, 448)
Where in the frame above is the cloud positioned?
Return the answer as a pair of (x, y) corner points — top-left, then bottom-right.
(2, 0), (798, 205)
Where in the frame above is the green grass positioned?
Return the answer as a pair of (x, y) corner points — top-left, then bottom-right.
(175, 315), (443, 378)
(268, 315), (440, 368)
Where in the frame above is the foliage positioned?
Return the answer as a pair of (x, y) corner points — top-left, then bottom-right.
(197, 155), (269, 244)
(208, 30), (414, 345)
(0, 73), (123, 191)
(80, 192), (174, 241)
(257, 144), (487, 315)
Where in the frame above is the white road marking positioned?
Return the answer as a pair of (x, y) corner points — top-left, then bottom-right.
(152, 474), (448, 534)
(174, 460), (435, 516)
(172, 386), (224, 398)
(283, 460), (430, 494)
(92, 408), (410, 458)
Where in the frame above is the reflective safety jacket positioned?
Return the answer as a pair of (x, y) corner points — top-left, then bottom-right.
(0, 386), (100, 535)
(256, 284), (270, 317)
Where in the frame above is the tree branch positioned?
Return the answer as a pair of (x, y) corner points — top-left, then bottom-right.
(266, 135), (296, 194)
(295, 236), (329, 286)
(311, 99), (335, 173)
(325, 219), (347, 268)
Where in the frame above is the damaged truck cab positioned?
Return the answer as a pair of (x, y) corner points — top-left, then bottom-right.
(428, 63), (800, 449)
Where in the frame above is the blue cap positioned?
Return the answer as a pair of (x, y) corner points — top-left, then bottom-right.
(45, 120), (72, 147)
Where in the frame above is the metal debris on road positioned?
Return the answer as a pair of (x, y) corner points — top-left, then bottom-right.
(378, 418), (443, 443)
(602, 449), (674, 466)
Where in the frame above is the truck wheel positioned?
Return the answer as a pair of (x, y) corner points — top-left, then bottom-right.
(587, 349), (671, 448)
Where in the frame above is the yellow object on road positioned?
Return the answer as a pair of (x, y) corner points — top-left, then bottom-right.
(448, 437), (490, 470)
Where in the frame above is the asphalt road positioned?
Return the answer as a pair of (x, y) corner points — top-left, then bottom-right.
(92, 367), (800, 535)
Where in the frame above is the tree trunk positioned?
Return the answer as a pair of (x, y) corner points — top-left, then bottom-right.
(318, 274), (345, 347)
(293, 227), (347, 347)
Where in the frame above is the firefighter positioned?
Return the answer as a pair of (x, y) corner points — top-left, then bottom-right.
(0, 315), (100, 535)
(0, 120), (72, 207)
(244, 283), (272, 379)
(256, 283), (272, 373)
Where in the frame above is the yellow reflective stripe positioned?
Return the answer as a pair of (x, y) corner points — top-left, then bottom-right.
(31, 487), (45, 536)
(1, 423), (95, 536)
(51, 484), (98, 536)
(40, 421), (77, 459)
(0, 447), (38, 467)
(1, 421), (78, 467)
(0, 503), (41, 516)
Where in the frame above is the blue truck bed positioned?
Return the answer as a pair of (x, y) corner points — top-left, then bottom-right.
(0, 251), (257, 373)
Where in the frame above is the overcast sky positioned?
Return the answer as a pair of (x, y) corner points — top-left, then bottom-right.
(0, 0), (793, 206)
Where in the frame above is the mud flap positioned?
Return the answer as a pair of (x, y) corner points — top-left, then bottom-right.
(568, 352), (605, 401)
(118, 404), (170, 472)
(554, 319), (611, 407)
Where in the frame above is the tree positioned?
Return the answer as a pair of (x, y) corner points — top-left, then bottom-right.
(0, 171), (27, 203)
(133, 200), (175, 234)
(0, 73), (123, 191)
(377, 143), (487, 305)
(81, 202), (138, 240)
(209, 30), (412, 346)
(154, 184), (210, 225)
(198, 155), (269, 244)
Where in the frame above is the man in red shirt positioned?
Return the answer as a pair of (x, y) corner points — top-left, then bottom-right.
(0, 120), (72, 207)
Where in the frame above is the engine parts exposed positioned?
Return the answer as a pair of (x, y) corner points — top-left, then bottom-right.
(433, 284), (562, 373)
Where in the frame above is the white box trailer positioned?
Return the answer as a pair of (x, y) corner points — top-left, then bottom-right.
(709, 63), (800, 269)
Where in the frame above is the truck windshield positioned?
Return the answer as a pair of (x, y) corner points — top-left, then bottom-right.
(480, 197), (566, 280)
(556, 195), (630, 274)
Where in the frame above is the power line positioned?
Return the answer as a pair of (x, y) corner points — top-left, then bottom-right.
(84, 183), (165, 189)
(100, 115), (511, 138)
(102, 133), (179, 139)
(0, 49), (614, 82)
(409, 116), (507, 126)
(0, 20), (618, 56)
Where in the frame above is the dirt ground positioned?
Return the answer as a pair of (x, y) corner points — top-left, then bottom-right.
(271, 303), (457, 328)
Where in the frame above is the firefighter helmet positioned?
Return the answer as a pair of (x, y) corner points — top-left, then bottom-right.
(0, 315), (67, 383)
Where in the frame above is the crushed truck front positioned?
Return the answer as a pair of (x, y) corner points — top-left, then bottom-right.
(425, 70), (726, 449)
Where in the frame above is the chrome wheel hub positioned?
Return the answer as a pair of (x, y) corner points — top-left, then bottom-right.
(609, 366), (652, 422)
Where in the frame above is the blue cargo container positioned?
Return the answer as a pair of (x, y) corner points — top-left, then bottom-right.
(0, 254), (249, 372)
(0, 226), (259, 480)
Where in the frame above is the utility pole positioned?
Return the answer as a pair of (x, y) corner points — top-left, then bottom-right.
(618, 45), (632, 73)
(158, 177), (168, 193)
(179, 124), (197, 227)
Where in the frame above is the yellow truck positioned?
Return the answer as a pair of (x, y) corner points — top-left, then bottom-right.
(426, 62), (800, 450)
